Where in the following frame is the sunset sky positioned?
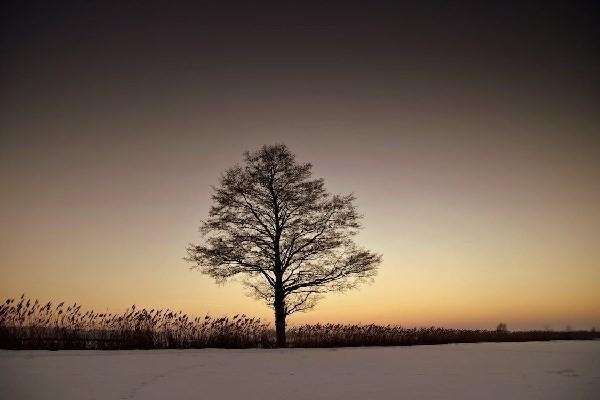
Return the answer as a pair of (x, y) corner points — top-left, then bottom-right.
(1, 2), (598, 330)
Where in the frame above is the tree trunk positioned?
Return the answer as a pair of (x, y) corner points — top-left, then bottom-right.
(274, 287), (286, 347)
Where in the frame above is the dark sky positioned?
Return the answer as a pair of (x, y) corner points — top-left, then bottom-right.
(1, 2), (599, 327)
(2, 2), (598, 130)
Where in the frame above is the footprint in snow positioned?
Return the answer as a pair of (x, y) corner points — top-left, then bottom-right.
(546, 368), (579, 377)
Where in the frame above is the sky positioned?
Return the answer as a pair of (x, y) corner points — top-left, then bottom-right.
(1, 2), (599, 330)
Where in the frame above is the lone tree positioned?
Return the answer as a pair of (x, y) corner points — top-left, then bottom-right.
(186, 144), (381, 347)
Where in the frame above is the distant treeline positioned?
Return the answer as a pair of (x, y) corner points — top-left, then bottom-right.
(1, 296), (598, 350)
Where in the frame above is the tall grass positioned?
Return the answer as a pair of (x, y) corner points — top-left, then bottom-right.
(1, 295), (598, 349)
(0, 295), (271, 349)
(286, 324), (598, 347)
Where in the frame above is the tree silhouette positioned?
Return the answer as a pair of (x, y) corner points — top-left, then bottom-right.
(186, 144), (381, 347)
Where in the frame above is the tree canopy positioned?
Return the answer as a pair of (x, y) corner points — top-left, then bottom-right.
(186, 144), (381, 346)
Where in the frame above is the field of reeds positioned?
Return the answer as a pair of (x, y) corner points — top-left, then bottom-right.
(0, 295), (272, 349)
(1, 295), (598, 350)
(287, 324), (598, 347)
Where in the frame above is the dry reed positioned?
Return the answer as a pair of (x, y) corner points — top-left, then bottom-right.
(1, 295), (597, 349)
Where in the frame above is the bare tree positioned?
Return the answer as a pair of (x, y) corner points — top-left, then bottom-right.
(186, 144), (381, 347)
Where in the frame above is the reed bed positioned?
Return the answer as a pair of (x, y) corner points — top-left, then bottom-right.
(1, 296), (598, 349)
(0, 295), (272, 349)
(286, 324), (598, 347)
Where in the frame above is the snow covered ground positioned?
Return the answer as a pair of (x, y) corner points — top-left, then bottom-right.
(1, 341), (599, 399)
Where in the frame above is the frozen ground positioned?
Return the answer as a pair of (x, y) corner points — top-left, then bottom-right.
(1, 341), (599, 399)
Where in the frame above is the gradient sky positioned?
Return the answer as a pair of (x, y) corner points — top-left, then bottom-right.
(1, 2), (599, 329)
